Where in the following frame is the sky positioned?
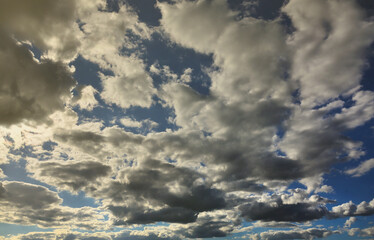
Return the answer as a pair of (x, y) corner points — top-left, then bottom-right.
(0, 0), (374, 239)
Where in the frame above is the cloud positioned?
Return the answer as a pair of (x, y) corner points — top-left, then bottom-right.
(359, 226), (374, 237)
(77, 3), (156, 109)
(345, 158), (374, 177)
(0, 181), (106, 229)
(0, 229), (178, 240)
(27, 160), (112, 192)
(73, 85), (99, 111)
(0, 0), (80, 62)
(0, 0), (374, 238)
(156, 0), (373, 185)
(111, 206), (197, 224)
(100, 159), (226, 224)
(251, 228), (340, 240)
(330, 198), (374, 218)
(283, 0), (374, 107)
(344, 217), (356, 228)
(240, 201), (327, 222)
(299, 174), (333, 194)
(0, 32), (75, 126)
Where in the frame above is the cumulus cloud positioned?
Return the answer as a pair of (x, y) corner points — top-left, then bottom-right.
(0, 0), (80, 62)
(77, 3), (156, 109)
(330, 198), (374, 218)
(283, 0), (374, 107)
(0, 181), (106, 229)
(72, 85), (99, 111)
(344, 217), (356, 228)
(1, 0), (374, 238)
(0, 33), (75, 126)
(27, 160), (112, 192)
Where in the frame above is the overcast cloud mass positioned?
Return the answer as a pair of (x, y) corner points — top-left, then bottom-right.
(0, 0), (374, 239)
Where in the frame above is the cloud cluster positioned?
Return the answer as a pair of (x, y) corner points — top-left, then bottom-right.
(0, 181), (106, 229)
(0, 33), (75, 126)
(0, 0), (80, 61)
(0, 0), (374, 239)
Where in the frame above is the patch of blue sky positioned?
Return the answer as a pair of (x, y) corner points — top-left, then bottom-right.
(1, 160), (98, 210)
(24, 42), (42, 60)
(123, 96), (178, 132)
(142, 32), (213, 94)
(0, 160), (54, 191)
(287, 180), (308, 191)
(0, 223), (53, 237)
(228, 0), (287, 20)
(59, 190), (99, 208)
(324, 168), (374, 204)
(126, 0), (161, 27)
(70, 55), (105, 92)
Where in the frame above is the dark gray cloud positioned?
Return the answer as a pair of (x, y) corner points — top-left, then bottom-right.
(27, 160), (112, 192)
(181, 221), (232, 238)
(240, 201), (328, 222)
(0, 181), (61, 209)
(0, 181), (105, 229)
(0, 0), (79, 61)
(0, 32), (75, 125)
(111, 206), (197, 224)
(100, 159), (226, 224)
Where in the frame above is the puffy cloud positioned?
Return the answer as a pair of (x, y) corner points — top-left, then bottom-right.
(157, 0), (374, 186)
(1, 0), (374, 238)
(27, 160), (112, 192)
(330, 198), (374, 218)
(99, 57), (156, 109)
(0, 0), (80, 61)
(0, 181), (106, 229)
(0, 181), (61, 209)
(345, 158), (374, 177)
(299, 174), (333, 194)
(159, 0), (290, 102)
(359, 226), (374, 237)
(98, 159), (226, 224)
(0, 33), (75, 126)
(283, 0), (374, 107)
(344, 217), (356, 228)
(73, 85), (99, 111)
(78, 3), (156, 109)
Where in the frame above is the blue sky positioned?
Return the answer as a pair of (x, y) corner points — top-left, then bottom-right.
(0, 0), (374, 239)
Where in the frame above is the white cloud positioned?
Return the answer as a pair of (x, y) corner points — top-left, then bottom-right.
(73, 85), (98, 111)
(77, 3), (156, 109)
(344, 217), (356, 228)
(345, 158), (374, 177)
(283, 0), (374, 107)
